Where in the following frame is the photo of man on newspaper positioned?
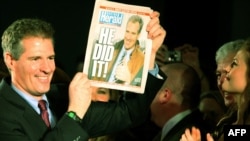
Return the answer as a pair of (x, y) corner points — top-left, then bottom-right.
(84, 0), (153, 93)
(88, 14), (147, 87)
(106, 15), (145, 86)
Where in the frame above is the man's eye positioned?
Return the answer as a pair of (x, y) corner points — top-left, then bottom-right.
(49, 56), (55, 60)
(32, 57), (39, 61)
(216, 73), (221, 79)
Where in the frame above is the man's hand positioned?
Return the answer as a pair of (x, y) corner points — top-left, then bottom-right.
(147, 11), (167, 69)
(67, 72), (92, 119)
(175, 43), (200, 69)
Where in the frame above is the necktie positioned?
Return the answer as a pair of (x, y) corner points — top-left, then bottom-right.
(118, 50), (127, 65)
(109, 50), (127, 82)
(38, 100), (51, 128)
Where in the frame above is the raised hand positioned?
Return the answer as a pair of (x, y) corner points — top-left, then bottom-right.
(180, 127), (214, 141)
(147, 11), (167, 69)
(175, 43), (200, 69)
(67, 72), (92, 119)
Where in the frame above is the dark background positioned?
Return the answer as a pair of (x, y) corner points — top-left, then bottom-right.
(1, 0), (250, 90)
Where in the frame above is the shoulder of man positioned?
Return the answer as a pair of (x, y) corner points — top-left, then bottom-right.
(114, 40), (124, 48)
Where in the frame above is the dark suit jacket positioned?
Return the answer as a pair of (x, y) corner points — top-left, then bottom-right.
(81, 72), (165, 138)
(158, 109), (210, 141)
(0, 72), (165, 141)
(0, 78), (88, 141)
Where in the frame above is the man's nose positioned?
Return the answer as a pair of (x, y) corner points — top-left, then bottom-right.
(40, 60), (54, 73)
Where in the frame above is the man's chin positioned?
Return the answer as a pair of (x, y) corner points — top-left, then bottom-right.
(37, 87), (50, 94)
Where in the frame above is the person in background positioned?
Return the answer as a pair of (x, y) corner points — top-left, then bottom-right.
(90, 87), (121, 102)
(180, 38), (250, 141)
(155, 44), (210, 93)
(210, 39), (245, 139)
(179, 39), (245, 141)
(198, 90), (227, 132)
(0, 10), (166, 141)
(175, 43), (210, 92)
(164, 40), (244, 140)
(215, 39), (245, 107)
(204, 39), (245, 139)
(150, 62), (210, 141)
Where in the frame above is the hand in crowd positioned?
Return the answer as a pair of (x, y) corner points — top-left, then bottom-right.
(175, 43), (210, 92)
(155, 43), (200, 68)
(67, 72), (92, 118)
(175, 43), (200, 69)
(180, 127), (214, 141)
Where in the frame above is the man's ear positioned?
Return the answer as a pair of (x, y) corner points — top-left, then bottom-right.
(159, 88), (171, 104)
(4, 52), (14, 71)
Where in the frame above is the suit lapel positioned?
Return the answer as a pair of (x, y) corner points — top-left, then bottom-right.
(161, 110), (204, 141)
(22, 105), (49, 139)
(0, 78), (49, 140)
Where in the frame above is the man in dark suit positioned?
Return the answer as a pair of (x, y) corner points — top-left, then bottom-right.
(150, 63), (210, 141)
(0, 11), (166, 141)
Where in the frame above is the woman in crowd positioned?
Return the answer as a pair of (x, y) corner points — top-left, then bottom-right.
(180, 37), (250, 141)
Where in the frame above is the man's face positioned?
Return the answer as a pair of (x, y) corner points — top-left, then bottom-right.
(216, 53), (236, 107)
(123, 21), (140, 50)
(8, 37), (55, 99)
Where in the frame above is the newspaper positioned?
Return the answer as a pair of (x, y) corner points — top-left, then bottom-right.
(83, 0), (153, 93)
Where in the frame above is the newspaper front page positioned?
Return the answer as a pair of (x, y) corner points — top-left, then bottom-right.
(83, 0), (153, 93)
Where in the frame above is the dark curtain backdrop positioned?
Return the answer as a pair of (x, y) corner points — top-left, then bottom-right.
(1, 0), (250, 90)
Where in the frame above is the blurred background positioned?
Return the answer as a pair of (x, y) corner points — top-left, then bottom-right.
(1, 0), (250, 90)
